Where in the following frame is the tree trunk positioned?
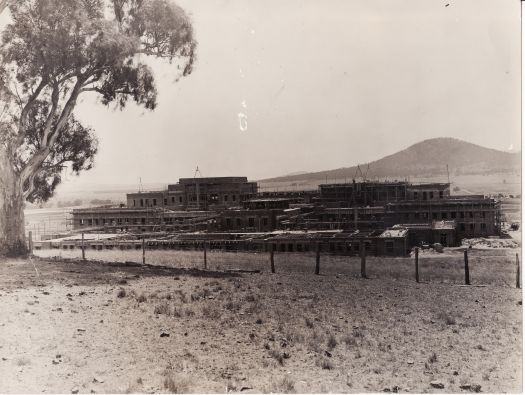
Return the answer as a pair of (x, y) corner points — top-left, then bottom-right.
(0, 148), (27, 257)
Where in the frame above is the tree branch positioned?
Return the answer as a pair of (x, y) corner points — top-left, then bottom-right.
(20, 78), (83, 188)
(0, 0), (9, 15)
(22, 170), (36, 200)
(15, 78), (48, 148)
(40, 82), (60, 147)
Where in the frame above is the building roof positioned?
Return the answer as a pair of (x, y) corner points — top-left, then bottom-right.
(323, 207), (385, 213)
(379, 228), (409, 238)
(72, 207), (163, 214)
(432, 220), (456, 230)
(386, 196), (496, 206)
(407, 183), (450, 188)
(178, 177), (249, 185)
(394, 223), (432, 229)
(246, 198), (290, 203)
(127, 190), (165, 196)
(72, 208), (210, 216)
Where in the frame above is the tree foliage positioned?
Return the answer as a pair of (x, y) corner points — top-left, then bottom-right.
(0, 0), (196, 202)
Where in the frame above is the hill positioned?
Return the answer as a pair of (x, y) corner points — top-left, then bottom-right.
(262, 138), (521, 183)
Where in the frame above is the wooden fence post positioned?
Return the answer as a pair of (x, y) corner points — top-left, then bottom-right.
(28, 231), (33, 254)
(415, 247), (419, 283)
(464, 249), (470, 285)
(315, 242), (320, 275)
(360, 241), (367, 278)
(81, 232), (85, 261)
(516, 253), (520, 289)
(203, 241), (207, 269)
(142, 237), (146, 265)
(270, 245), (275, 273)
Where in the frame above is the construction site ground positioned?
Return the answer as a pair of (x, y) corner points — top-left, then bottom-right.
(0, 251), (521, 393)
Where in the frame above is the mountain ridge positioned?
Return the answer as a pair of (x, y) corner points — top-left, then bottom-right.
(261, 138), (520, 183)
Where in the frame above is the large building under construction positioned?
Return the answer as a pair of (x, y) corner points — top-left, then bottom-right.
(318, 181), (451, 206)
(126, 177), (258, 211)
(71, 176), (501, 252)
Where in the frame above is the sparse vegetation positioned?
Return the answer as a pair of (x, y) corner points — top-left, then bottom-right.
(244, 294), (257, 302)
(163, 375), (189, 394)
(428, 352), (438, 364)
(1, 251), (520, 393)
(201, 304), (221, 319)
(317, 357), (334, 370)
(327, 333), (337, 350)
(173, 290), (188, 304)
(438, 311), (457, 325)
(16, 357), (30, 366)
(341, 332), (357, 348)
(223, 299), (241, 312)
(305, 317), (314, 328)
(154, 302), (170, 315)
(269, 349), (285, 365)
(272, 376), (296, 393)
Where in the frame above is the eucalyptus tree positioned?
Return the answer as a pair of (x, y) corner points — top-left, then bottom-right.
(0, 0), (196, 255)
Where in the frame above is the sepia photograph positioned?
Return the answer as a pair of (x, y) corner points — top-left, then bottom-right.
(0, 0), (522, 393)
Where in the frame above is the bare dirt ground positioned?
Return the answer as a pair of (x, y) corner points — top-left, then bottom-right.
(0, 253), (522, 394)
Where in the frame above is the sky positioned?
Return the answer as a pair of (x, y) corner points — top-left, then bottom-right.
(57, 0), (520, 193)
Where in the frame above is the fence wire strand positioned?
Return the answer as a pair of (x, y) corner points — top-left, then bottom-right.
(32, 243), (520, 288)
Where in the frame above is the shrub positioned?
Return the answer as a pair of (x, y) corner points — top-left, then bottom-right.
(16, 357), (30, 366)
(317, 357), (333, 370)
(244, 294), (257, 302)
(341, 332), (357, 347)
(274, 377), (295, 393)
(305, 317), (314, 328)
(117, 288), (126, 298)
(428, 352), (438, 363)
(269, 349), (284, 365)
(201, 304), (221, 319)
(174, 290), (188, 303)
(438, 311), (457, 325)
(224, 300), (241, 312)
(154, 302), (170, 315)
(172, 306), (182, 318)
(163, 375), (189, 394)
(327, 334), (337, 350)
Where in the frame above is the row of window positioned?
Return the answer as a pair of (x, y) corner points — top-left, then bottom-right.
(411, 191), (445, 200)
(323, 210), (490, 221)
(321, 190), (446, 201)
(132, 193), (251, 207)
(459, 223), (487, 232)
(78, 217), (193, 226)
(224, 217), (269, 228)
(132, 196), (184, 207)
(399, 211), (488, 220)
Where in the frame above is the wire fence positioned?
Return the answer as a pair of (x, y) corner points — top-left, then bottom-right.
(32, 240), (521, 289)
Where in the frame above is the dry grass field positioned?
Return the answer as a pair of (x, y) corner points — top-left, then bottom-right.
(35, 247), (520, 287)
(0, 249), (522, 393)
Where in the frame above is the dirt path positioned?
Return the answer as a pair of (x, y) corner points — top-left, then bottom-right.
(0, 257), (521, 393)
